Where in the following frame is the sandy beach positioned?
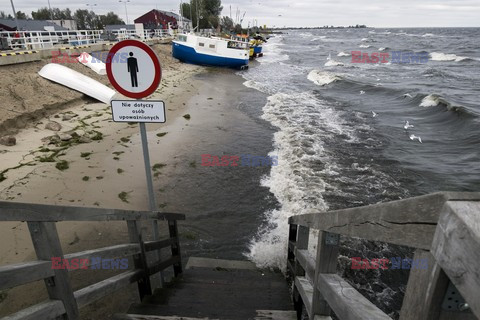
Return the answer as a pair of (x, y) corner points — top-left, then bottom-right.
(0, 43), (206, 318)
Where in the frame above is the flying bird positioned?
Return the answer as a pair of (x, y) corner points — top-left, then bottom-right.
(404, 121), (414, 130)
(360, 90), (365, 95)
(403, 93), (413, 98)
(371, 111), (377, 117)
(409, 134), (422, 143)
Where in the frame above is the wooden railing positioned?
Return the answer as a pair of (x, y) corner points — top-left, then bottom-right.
(287, 192), (480, 320)
(0, 201), (185, 320)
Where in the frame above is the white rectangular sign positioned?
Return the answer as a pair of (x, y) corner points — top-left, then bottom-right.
(111, 100), (166, 123)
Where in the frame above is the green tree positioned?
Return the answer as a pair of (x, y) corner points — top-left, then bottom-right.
(220, 16), (233, 31)
(73, 9), (98, 30)
(16, 11), (29, 19)
(31, 8), (51, 20)
(98, 12), (124, 29)
(180, 0), (223, 30)
(32, 7), (73, 20)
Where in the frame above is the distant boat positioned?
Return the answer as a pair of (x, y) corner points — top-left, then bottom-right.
(172, 33), (249, 69)
(249, 35), (266, 58)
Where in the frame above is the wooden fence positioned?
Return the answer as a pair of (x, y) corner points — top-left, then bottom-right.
(287, 192), (480, 320)
(0, 201), (184, 320)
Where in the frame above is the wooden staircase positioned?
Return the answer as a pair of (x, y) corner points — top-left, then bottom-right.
(114, 258), (297, 320)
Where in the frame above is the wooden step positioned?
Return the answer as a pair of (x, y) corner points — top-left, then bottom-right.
(114, 309), (297, 320)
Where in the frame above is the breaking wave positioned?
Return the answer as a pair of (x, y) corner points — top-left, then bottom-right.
(308, 70), (342, 86)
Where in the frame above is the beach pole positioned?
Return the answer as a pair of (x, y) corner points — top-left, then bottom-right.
(106, 41), (165, 288)
(139, 122), (164, 286)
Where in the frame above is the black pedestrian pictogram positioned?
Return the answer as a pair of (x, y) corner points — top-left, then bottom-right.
(127, 52), (139, 87)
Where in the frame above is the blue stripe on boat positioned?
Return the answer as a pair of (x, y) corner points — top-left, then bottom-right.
(172, 42), (249, 68)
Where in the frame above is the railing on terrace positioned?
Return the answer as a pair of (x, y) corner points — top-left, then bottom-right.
(0, 29), (171, 51)
(287, 191), (480, 320)
(0, 201), (184, 320)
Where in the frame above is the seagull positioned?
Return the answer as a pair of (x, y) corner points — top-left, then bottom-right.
(403, 93), (413, 98)
(371, 111), (377, 117)
(360, 90), (366, 95)
(404, 121), (414, 130)
(409, 134), (422, 143)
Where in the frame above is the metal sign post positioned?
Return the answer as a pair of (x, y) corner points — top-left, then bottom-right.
(106, 40), (165, 286)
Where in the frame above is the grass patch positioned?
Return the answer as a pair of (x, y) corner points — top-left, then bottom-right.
(0, 173), (6, 182)
(80, 152), (92, 158)
(39, 147), (51, 152)
(112, 151), (124, 156)
(91, 131), (103, 141)
(189, 161), (197, 168)
(152, 163), (167, 171)
(181, 231), (197, 240)
(120, 137), (130, 143)
(113, 157), (120, 161)
(156, 132), (168, 137)
(38, 154), (56, 162)
(117, 168), (124, 174)
(118, 191), (130, 203)
(183, 114), (191, 120)
(0, 290), (8, 303)
(158, 202), (167, 208)
(96, 176), (103, 180)
(82, 176), (90, 181)
(55, 160), (69, 171)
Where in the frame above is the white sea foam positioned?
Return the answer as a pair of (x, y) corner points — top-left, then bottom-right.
(361, 38), (369, 42)
(246, 92), (356, 269)
(260, 36), (289, 64)
(307, 70), (342, 86)
(325, 59), (345, 67)
(242, 80), (271, 94)
(337, 51), (351, 57)
(310, 36), (327, 42)
(378, 47), (387, 51)
(359, 44), (372, 48)
(422, 33), (435, 37)
(420, 94), (441, 107)
(429, 52), (468, 62)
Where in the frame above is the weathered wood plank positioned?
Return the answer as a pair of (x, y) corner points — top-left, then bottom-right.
(289, 192), (480, 249)
(0, 201), (185, 221)
(74, 270), (143, 308)
(311, 231), (340, 317)
(295, 276), (313, 317)
(255, 310), (297, 319)
(144, 238), (176, 252)
(3, 300), (65, 320)
(399, 250), (449, 320)
(63, 243), (140, 271)
(27, 221), (79, 319)
(295, 249), (315, 281)
(294, 226), (309, 277)
(431, 200), (480, 318)
(317, 273), (391, 320)
(148, 256), (181, 276)
(0, 260), (54, 290)
(113, 315), (214, 320)
(127, 220), (152, 300)
(168, 220), (182, 277)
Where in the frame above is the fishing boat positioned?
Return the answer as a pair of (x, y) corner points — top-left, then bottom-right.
(172, 33), (249, 69)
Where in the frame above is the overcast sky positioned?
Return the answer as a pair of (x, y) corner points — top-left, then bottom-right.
(1, 0), (479, 27)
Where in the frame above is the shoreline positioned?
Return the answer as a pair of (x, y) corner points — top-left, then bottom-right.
(0, 42), (277, 319)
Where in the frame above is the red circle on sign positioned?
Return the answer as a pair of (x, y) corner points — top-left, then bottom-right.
(106, 40), (162, 99)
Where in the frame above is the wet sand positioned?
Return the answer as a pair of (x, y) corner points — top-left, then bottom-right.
(0, 44), (203, 318)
